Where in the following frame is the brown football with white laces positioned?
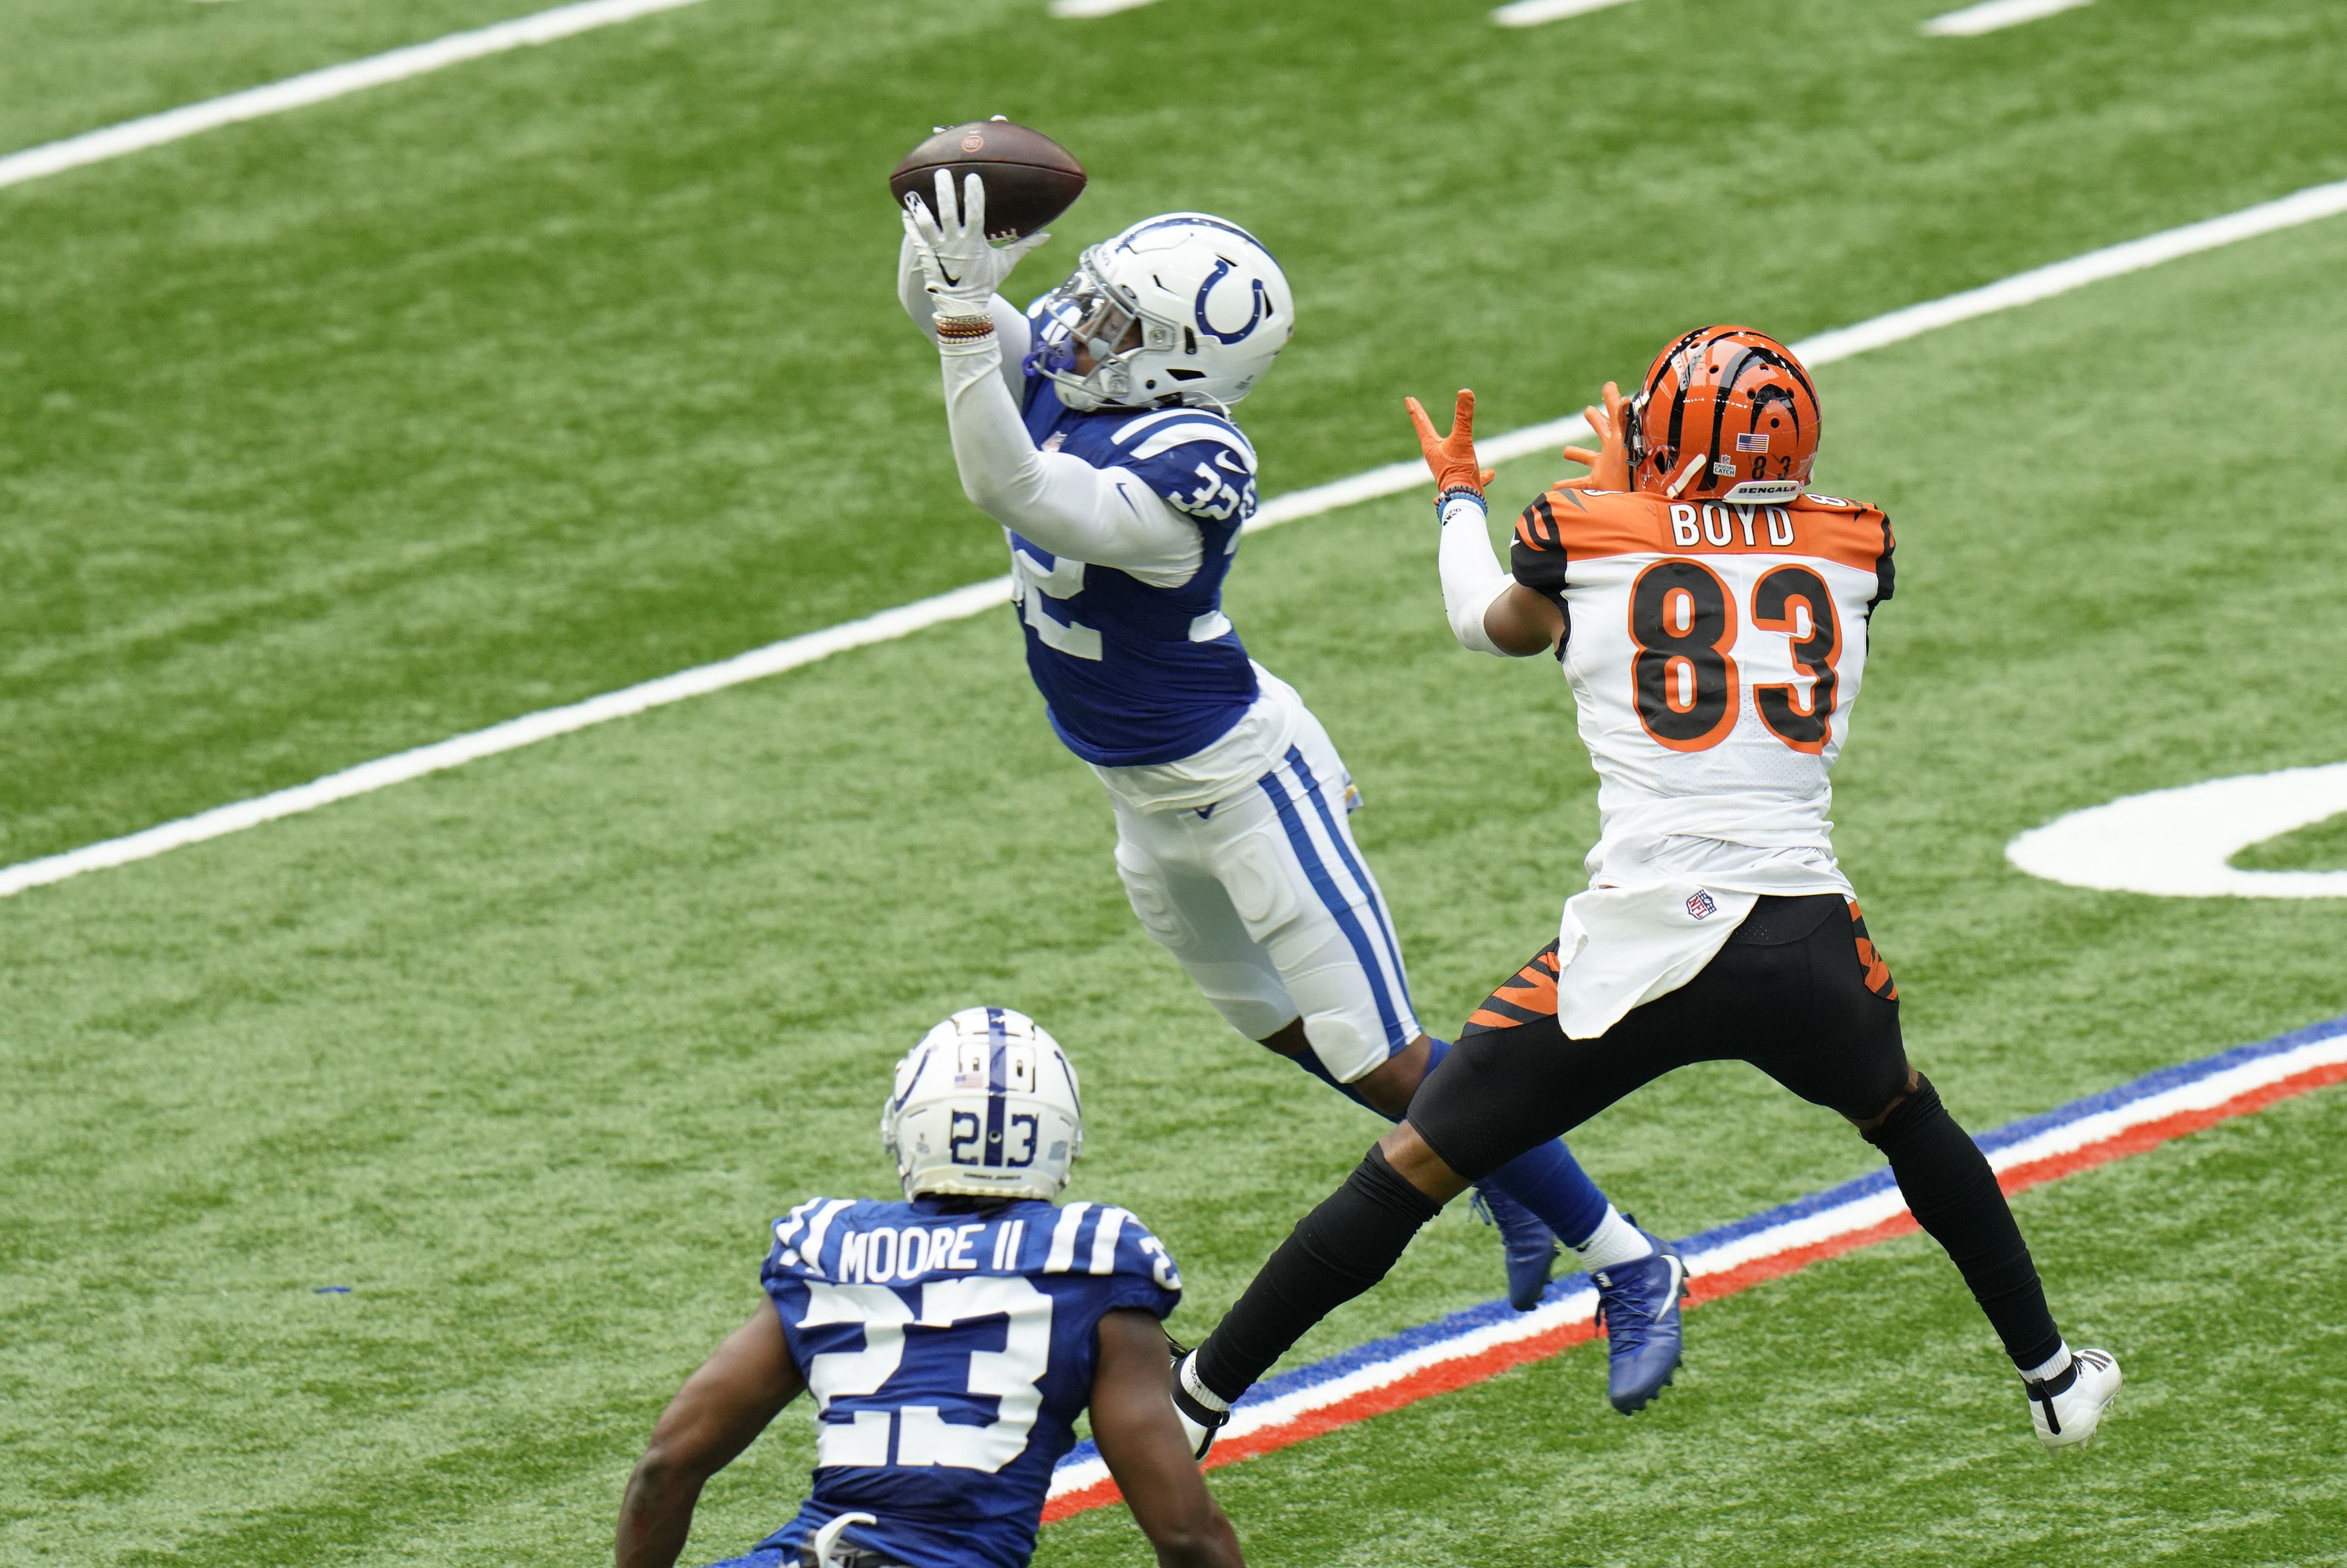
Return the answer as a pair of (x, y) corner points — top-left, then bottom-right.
(888, 119), (1087, 240)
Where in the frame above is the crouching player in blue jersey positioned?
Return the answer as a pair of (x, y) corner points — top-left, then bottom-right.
(895, 171), (1685, 1411)
(615, 1008), (1242, 1568)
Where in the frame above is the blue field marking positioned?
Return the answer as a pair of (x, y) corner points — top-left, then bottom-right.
(1051, 1013), (2347, 1478)
(1971, 1013), (2347, 1157)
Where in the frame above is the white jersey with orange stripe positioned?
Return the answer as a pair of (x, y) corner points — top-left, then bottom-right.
(1496, 484), (1896, 1034)
(1511, 484), (1895, 887)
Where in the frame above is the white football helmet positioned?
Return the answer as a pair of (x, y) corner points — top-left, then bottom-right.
(881, 1007), (1085, 1202)
(1025, 213), (1294, 412)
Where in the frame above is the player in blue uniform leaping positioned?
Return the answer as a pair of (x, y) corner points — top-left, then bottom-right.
(615, 1007), (1242, 1568)
(895, 170), (1684, 1412)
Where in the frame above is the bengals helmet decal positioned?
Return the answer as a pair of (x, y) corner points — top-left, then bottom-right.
(1626, 325), (1821, 506)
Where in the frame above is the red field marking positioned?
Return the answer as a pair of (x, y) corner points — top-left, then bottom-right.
(1042, 1051), (2347, 1523)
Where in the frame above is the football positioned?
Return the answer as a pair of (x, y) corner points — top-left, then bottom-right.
(888, 119), (1087, 240)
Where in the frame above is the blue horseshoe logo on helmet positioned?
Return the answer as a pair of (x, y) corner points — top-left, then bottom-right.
(1193, 258), (1269, 345)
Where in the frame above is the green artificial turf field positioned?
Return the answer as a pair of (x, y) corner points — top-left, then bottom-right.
(3, 1), (2346, 1565)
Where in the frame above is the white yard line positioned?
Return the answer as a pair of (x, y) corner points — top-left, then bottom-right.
(0, 578), (1011, 899)
(6, 175), (2346, 900)
(0, 0), (708, 194)
(1922, 0), (2094, 38)
(1492, 0), (1639, 26)
(1048, 0), (1172, 18)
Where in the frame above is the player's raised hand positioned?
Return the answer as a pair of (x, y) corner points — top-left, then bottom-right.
(1405, 389), (1496, 498)
(1558, 380), (1632, 491)
(902, 168), (1049, 316)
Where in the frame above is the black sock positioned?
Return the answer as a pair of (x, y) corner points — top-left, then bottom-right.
(1195, 1146), (1444, 1402)
(1863, 1076), (2064, 1370)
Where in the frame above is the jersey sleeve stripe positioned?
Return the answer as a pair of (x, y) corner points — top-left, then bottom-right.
(1087, 1206), (1129, 1275)
(1123, 422), (1257, 466)
(1515, 493), (1564, 553)
(1043, 1201), (1091, 1273)
(772, 1195), (826, 1254)
(1108, 408), (1196, 444)
(795, 1198), (855, 1274)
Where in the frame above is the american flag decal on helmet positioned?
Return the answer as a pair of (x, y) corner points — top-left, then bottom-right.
(1736, 432), (1770, 453)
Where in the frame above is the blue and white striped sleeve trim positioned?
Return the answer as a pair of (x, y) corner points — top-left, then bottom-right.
(1111, 409), (1257, 469)
(766, 1196), (856, 1279)
(1036, 1202), (1182, 1291)
(1106, 411), (1258, 523)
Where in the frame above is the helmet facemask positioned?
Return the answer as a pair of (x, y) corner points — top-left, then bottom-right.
(1027, 251), (1177, 412)
(1026, 218), (1287, 412)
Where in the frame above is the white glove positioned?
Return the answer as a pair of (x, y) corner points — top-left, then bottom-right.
(901, 167), (1049, 318)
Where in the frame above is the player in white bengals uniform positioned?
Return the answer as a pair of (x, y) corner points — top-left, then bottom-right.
(894, 169), (1686, 1408)
(1170, 327), (2121, 1456)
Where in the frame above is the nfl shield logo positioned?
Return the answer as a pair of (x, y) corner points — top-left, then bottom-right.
(1686, 889), (1718, 920)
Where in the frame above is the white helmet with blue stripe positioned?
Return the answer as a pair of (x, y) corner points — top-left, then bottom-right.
(881, 1007), (1085, 1202)
(1027, 212), (1294, 412)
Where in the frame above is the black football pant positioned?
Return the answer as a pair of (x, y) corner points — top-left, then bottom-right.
(1194, 895), (2064, 1403)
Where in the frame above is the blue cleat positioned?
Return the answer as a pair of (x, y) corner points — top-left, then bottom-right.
(1591, 1220), (1688, 1414)
(1471, 1185), (1560, 1311)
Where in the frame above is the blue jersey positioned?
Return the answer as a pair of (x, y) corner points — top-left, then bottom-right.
(755, 1195), (1182, 1568)
(1009, 354), (1262, 768)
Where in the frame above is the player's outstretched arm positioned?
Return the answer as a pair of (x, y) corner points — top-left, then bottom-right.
(1477, 379), (1633, 652)
(895, 229), (1033, 369)
(615, 1306), (805, 1568)
(1478, 580), (1568, 656)
(901, 174), (1201, 576)
(1089, 1310), (1246, 1568)
(1407, 391), (1562, 658)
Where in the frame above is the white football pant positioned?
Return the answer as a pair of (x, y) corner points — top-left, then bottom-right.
(1111, 710), (1421, 1083)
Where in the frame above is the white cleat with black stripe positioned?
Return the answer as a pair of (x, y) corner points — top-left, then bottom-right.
(2024, 1347), (2121, 1451)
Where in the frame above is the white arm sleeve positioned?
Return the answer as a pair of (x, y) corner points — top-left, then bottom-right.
(897, 232), (1031, 400)
(1438, 493), (1512, 656)
(938, 331), (1203, 582)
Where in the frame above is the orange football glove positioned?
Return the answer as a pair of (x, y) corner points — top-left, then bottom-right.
(1558, 379), (1631, 492)
(1405, 390), (1496, 497)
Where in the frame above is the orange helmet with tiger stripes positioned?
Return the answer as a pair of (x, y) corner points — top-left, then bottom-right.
(1626, 325), (1821, 506)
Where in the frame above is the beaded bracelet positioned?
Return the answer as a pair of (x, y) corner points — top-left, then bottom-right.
(934, 315), (997, 342)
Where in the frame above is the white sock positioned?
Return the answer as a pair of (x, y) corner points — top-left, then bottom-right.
(1178, 1354), (1230, 1414)
(2022, 1341), (2074, 1385)
(1569, 1206), (1654, 1273)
